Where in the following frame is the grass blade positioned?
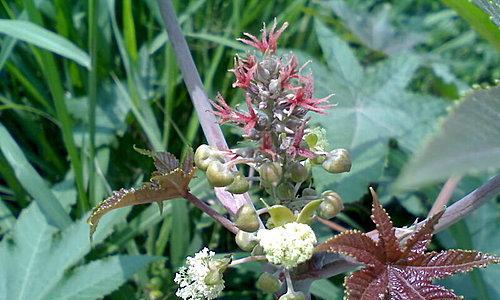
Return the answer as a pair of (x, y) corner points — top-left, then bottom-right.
(0, 124), (72, 228)
(0, 20), (91, 68)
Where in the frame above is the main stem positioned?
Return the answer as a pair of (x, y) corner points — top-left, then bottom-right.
(156, 0), (256, 216)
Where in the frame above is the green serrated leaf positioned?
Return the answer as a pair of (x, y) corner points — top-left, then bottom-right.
(42, 255), (161, 300)
(394, 85), (500, 190)
(0, 123), (71, 229)
(323, 0), (425, 54)
(444, 0), (500, 49)
(0, 198), (134, 300)
(303, 22), (447, 201)
(297, 199), (323, 224)
(267, 205), (296, 227)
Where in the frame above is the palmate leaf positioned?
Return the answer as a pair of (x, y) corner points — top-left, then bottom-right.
(394, 85), (500, 190)
(88, 149), (195, 239)
(307, 20), (447, 201)
(315, 189), (500, 300)
(0, 200), (158, 300)
(323, 0), (426, 55)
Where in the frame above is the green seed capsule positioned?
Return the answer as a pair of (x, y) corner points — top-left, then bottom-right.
(289, 162), (309, 182)
(235, 204), (260, 232)
(279, 291), (306, 300)
(322, 149), (351, 173)
(235, 230), (259, 251)
(206, 161), (235, 187)
(259, 162), (283, 187)
(256, 272), (282, 293)
(194, 144), (213, 171)
(226, 174), (250, 194)
(301, 188), (317, 198)
(318, 191), (344, 219)
(276, 182), (295, 201)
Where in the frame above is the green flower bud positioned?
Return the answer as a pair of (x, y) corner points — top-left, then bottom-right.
(148, 277), (163, 290)
(251, 244), (265, 256)
(289, 162), (309, 182)
(205, 256), (231, 286)
(256, 272), (282, 293)
(208, 256), (231, 273)
(279, 291), (306, 300)
(259, 162), (283, 187)
(235, 230), (259, 251)
(149, 290), (164, 300)
(204, 269), (224, 286)
(301, 188), (317, 198)
(206, 161), (235, 187)
(318, 191), (344, 219)
(276, 182), (295, 201)
(194, 144), (213, 171)
(310, 155), (326, 165)
(226, 174), (250, 194)
(322, 149), (351, 173)
(235, 204), (260, 232)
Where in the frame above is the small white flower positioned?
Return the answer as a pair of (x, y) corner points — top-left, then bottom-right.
(257, 222), (317, 269)
(174, 248), (224, 300)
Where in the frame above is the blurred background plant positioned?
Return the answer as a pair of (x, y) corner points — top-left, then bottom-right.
(0, 0), (498, 299)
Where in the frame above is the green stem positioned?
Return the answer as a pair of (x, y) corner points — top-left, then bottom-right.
(24, 0), (88, 215)
(88, 0), (98, 206)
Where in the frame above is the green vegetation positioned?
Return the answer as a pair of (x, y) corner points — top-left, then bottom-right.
(0, 0), (498, 299)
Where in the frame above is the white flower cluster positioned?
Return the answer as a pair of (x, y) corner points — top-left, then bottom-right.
(174, 248), (224, 300)
(257, 222), (317, 269)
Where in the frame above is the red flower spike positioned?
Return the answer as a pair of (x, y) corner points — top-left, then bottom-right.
(315, 188), (500, 300)
(287, 122), (315, 159)
(238, 20), (288, 54)
(260, 131), (277, 160)
(231, 54), (257, 89)
(279, 55), (299, 89)
(287, 75), (333, 115)
(210, 94), (258, 135)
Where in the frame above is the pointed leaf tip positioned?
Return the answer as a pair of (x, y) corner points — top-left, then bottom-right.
(87, 151), (195, 240)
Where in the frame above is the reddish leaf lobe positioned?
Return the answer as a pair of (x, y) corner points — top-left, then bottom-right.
(315, 188), (500, 300)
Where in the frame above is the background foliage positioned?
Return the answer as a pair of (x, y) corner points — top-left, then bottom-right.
(0, 0), (498, 299)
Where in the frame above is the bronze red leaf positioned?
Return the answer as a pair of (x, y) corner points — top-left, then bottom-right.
(87, 150), (195, 240)
(314, 188), (499, 300)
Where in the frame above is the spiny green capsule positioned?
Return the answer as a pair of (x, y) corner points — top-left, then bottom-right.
(322, 149), (351, 173)
(256, 272), (282, 293)
(235, 203), (260, 232)
(194, 144), (213, 171)
(318, 191), (344, 219)
(226, 174), (250, 194)
(289, 162), (309, 183)
(206, 161), (235, 187)
(259, 162), (283, 187)
(279, 291), (306, 300)
(235, 230), (259, 251)
(276, 182), (295, 201)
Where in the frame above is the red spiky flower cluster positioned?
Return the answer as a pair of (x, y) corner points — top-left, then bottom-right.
(211, 20), (332, 161)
